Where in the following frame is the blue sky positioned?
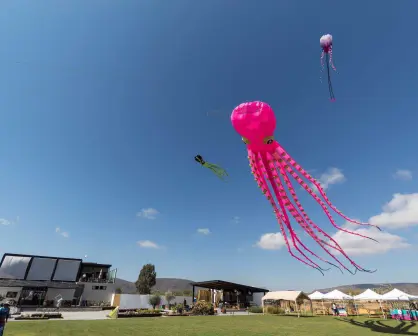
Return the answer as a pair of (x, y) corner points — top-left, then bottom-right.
(1, 0), (418, 292)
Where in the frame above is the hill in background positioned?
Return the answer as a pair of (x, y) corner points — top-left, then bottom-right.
(114, 277), (193, 294)
(114, 278), (418, 296)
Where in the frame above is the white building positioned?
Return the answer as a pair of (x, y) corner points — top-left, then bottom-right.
(0, 253), (117, 307)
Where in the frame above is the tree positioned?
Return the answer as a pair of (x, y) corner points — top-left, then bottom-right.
(149, 294), (161, 309)
(165, 291), (175, 307)
(115, 288), (122, 294)
(135, 264), (157, 294)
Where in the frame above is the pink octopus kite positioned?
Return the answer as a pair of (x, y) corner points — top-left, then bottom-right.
(320, 34), (337, 102)
(231, 101), (380, 275)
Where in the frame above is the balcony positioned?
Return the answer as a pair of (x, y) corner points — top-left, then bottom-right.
(77, 277), (115, 284)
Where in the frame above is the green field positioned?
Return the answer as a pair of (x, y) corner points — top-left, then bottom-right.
(6, 315), (418, 336)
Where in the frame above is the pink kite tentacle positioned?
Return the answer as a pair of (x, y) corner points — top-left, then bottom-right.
(274, 151), (379, 243)
(249, 152), (323, 273)
(263, 155), (348, 273)
(248, 152), (302, 266)
(258, 153), (330, 274)
(328, 47), (337, 72)
(272, 155), (372, 274)
(275, 146), (381, 231)
(272, 149), (377, 273)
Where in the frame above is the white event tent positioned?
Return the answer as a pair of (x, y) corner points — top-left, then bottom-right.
(381, 288), (418, 301)
(322, 289), (353, 300)
(308, 291), (326, 315)
(308, 291), (325, 300)
(354, 289), (385, 318)
(353, 289), (383, 301)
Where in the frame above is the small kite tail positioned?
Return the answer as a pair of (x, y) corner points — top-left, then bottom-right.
(326, 54), (336, 102)
(328, 47), (337, 72)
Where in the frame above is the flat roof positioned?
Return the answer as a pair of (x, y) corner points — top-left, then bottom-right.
(81, 262), (112, 269)
(191, 280), (269, 293)
(1, 253), (82, 262)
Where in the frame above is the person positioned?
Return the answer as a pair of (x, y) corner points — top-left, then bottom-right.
(0, 304), (9, 336)
(331, 302), (337, 316)
(2, 304), (9, 323)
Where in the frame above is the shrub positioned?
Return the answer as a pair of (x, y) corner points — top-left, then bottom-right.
(266, 306), (285, 315)
(165, 291), (175, 306)
(191, 301), (214, 316)
(248, 306), (263, 313)
(148, 294), (162, 309)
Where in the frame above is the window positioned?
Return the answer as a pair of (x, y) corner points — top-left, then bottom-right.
(6, 292), (18, 298)
(92, 286), (107, 290)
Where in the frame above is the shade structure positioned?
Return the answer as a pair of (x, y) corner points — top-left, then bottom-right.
(262, 291), (310, 303)
(322, 290), (353, 300)
(354, 289), (383, 301)
(308, 291), (325, 300)
(261, 291), (312, 318)
(381, 288), (418, 301)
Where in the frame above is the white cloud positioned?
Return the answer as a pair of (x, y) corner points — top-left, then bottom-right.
(317, 167), (346, 190)
(332, 225), (410, 256)
(232, 216), (240, 224)
(197, 228), (211, 235)
(369, 193), (418, 229)
(137, 240), (160, 249)
(55, 227), (69, 238)
(393, 169), (413, 181)
(0, 219), (11, 226)
(137, 208), (160, 220)
(255, 232), (285, 250)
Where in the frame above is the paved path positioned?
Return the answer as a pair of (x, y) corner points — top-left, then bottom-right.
(9, 310), (110, 321)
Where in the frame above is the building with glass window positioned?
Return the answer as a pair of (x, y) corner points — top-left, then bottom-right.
(0, 253), (118, 307)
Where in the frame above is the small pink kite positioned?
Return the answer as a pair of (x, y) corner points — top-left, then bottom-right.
(231, 101), (381, 275)
(320, 34), (337, 102)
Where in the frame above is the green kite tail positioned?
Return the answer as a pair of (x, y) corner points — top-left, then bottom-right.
(202, 162), (228, 180)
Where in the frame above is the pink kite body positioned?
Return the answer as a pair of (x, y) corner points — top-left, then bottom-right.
(320, 34), (337, 102)
(231, 101), (380, 274)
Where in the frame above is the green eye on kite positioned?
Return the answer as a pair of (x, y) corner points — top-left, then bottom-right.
(194, 154), (228, 181)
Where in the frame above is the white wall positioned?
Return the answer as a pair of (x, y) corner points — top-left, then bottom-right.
(116, 294), (193, 309)
(252, 293), (263, 306)
(81, 283), (116, 303)
(0, 287), (22, 302)
(46, 288), (75, 301)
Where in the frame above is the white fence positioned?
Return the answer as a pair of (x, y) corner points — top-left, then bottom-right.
(115, 294), (193, 309)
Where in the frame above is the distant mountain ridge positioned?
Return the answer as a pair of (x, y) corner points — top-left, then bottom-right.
(315, 283), (418, 295)
(114, 278), (418, 296)
(114, 277), (193, 294)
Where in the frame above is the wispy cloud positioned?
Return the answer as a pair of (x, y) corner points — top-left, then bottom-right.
(137, 208), (160, 220)
(137, 240), (160, 249)
(197, 228), (211, 235)
(332, 221), (410, 256)
(317, 167), (346, 190)
(310, 167), (346, 193)
(255, 232), (285, 250)
(0, 219), (11, 226)
(55, 227), (70, 238)
(232, 216), (240, 224)
(369, 193), (418, 229)
(393, 169), (413, 181)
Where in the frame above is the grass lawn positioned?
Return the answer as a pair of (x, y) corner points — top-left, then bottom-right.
(6, 315), (418, 336)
